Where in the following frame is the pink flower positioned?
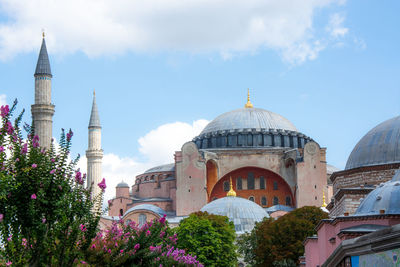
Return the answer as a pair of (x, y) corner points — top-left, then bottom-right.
(50, 169), (56, 174)
(32, 135), (39, 148)
(32, 164), (37, 168)
(91, 244), (96, 249)
(134, 243), (140, 250)
(0, 146), (4, 153)
(80, 224), (87, 232)
(31, 194), (36, 200)
(108, 199), (112, 205)
(6, 121), (14, 135)
(120, 249), (124, 253)
(50, 158), (55, 162)
(97, 178), (106, 191)
(15, 158), (19, 162)
(146, 230), (151, 236)
(7, 235), (12, 242)
(0, 213), (3, 222)
(0, 105), (9, 118)
(5, 261), (12, 266)
(42, 218), (46, 223)
(159, 214), (166, 224)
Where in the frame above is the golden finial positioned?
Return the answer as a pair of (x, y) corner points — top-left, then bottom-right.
(226, 177), (236, 197)
(93, 89), (96, 96)
(322, 190), (327, 208)
(42, 30), (45, 38)
(244, 88), (254, 108)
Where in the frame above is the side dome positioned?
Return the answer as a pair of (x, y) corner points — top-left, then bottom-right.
(201, 108), (297, 135)
(355, 170), (400, 216)
(116, 181), (129, 188)
(346, 116), (400, 170)
(200, 196), (269, 234)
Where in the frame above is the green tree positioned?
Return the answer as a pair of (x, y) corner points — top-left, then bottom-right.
(0, 101), (102, 266)
(237, 206), (328, 266)
(175, 211), (237, 267)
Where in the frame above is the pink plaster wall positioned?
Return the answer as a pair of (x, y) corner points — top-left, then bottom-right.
(305, 217), (400, 266)
(108, 197), (131, 216)
(116, 187), (129, 198)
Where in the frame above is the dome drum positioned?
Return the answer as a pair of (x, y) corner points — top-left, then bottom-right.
(194, 128), (312, 150)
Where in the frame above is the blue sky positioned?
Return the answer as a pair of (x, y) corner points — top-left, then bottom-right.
(0, 0), (399, 199)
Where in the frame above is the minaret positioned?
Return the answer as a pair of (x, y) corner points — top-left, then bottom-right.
(31, 33), (54, 149)
(86, 91), (103, 197)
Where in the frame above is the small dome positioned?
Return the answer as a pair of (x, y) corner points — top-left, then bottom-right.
(124, 204), (167, 218)
(355, 170), (400, 216)
(346, 116), (400, 170)
(116, 181), (129, 188)
(200, 108), (297, 135)
(201, 196), (269, 234)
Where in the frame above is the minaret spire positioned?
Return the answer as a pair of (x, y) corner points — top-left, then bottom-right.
(86, 90), (103, 199)
(31, 34), (54, 150)
(244, 88), (253, 108)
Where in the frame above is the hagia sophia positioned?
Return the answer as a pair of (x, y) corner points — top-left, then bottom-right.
(31, 35), (400, 266)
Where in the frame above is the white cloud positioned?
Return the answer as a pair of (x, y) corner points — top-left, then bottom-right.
(326, 13), (348, 38)
(0, 0), (344, 63)
(0, 94), (6, 106)
(77, 119), (209, 203)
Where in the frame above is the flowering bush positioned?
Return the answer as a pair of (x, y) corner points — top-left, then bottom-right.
(84, 215), (203, 266)
(0, 101), (102, 266)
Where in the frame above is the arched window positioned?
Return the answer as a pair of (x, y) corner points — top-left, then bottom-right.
(273, 181), (278, 190)
(119, 209), (124, 216)
(237, 177), (242, 190)
(248, 172), (255, 190)
(286, 196), (291, 206)
(273, 196), (279, 205)
(249, 196), (255, 202)
(223, 180), (230, 191)
(139, 213), (147, 227)
(260, 176), (265, 189)
(261, 196), (267, 206)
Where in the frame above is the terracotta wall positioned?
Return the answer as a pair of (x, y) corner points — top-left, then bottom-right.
(210, 167), (294, 207)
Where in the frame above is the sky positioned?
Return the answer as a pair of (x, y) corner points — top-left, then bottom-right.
(0, 0), (399, 202)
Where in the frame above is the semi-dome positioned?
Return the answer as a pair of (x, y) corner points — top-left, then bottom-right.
(201, 196), (269, 234)
(200, 107), (297, 135)
(346, 116), (400, 170)
(124, 204), (167, 218)
(193, 107), (313, 150)
(355, 170), (400, 216)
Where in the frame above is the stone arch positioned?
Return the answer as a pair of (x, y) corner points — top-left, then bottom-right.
(206, 160), (218, 200)
(210, 166), (295, 207)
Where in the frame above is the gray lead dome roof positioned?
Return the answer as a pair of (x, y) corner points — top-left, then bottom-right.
(355, 170), (400, 216)
(201, 196), (269, 234)
(346, 116), (400, 170)
(200, 107), (297, 135)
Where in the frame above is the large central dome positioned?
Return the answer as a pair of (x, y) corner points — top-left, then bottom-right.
(200, 107), (297, 135)
(193, 106), (313, 150)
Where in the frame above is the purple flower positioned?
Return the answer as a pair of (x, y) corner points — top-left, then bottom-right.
(0, 213), (3, 222)
(98, 178), (106, 191)
(51, 158), (55, 162)
(75, 171), (83, 184)
(50, 169), (56, 174)
(6, 121), (14, 135)
(0, 105), (9, 118)
(32, 164), (37, 168)
(21, 143), (28, 154)
(32, 135), (40, 148)
(42, 218), (46, 223)
(15, 158), (19, 162)
(0, 146), (4, 153)
(31, 194), (36, 200)
(159, 214), (166, 224)
(66, 129), (73, 142)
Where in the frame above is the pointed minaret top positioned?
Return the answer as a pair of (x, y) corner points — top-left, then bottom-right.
(89, 90), (101, 128)
(226, 177), (237, 197)
(35, 34), (52, 77)
(244, 88), (253, 108)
